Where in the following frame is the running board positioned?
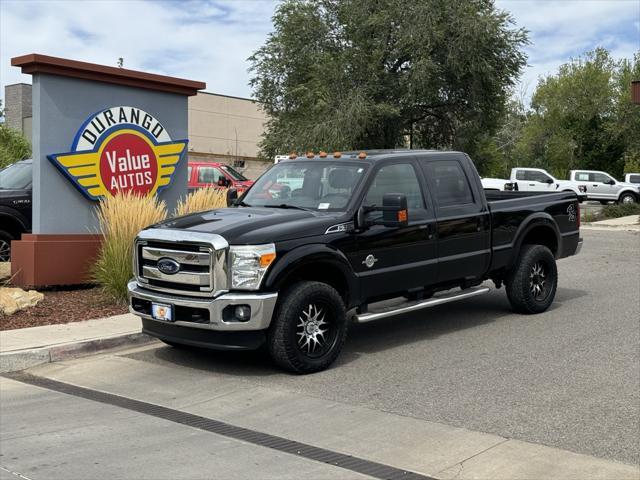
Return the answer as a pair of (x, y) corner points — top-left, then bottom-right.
(355, 286), (490, 323)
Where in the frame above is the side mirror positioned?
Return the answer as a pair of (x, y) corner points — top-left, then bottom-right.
(226, 188), (238, 207)
(546, 178), (554, 184)
(356, 193), (409, 229)
(607, 179), (616, 185)
(218, 175), (230, 187)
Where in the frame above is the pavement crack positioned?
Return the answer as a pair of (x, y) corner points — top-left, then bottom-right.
(0, 465), (34, 480)
(435, 437), (510, 477)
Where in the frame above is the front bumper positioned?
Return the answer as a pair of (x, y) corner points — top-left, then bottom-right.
(127, 280), (278, 332)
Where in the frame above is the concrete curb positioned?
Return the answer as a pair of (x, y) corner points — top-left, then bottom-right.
(581, 224), (640, 232)
(0, 332), (156, 374)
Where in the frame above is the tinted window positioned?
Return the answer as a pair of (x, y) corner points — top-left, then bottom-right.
(515, 170), (526, 180)
(364, 163), (426, 213)
(592, 173), (612, 183)
(198, 166), (224, 184)
(526, 170), (552, 183)
(629, 174), (640, 184)
(0, 161), (32, 189)
(425, 160), (474, 206)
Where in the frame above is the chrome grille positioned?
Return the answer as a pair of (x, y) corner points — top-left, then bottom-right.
(134, 229), (228, 297)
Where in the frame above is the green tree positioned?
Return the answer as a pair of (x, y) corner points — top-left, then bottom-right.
(0, 100), (31, 169)
(516, 48), (639, 179)
(249, 0), (528, 159)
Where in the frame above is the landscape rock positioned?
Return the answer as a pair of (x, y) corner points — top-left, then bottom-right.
(0, 263), (10, 282)
(0, 288), (45, 316)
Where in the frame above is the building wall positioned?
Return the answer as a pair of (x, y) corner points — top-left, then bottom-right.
(4, 83), (32, 142)
(188, 92), (271, 180)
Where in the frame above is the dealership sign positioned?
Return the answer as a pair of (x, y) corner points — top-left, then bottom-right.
(48, 106), (187, 200)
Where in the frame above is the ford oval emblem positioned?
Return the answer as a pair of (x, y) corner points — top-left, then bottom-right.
(157, 257), (180, 275)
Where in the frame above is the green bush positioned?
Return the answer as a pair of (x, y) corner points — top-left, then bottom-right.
(0, 124), (31, 169)
(601, 202), (640, 220)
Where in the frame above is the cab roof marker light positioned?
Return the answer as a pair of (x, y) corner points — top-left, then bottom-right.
(333, 151), (342, 158)
(358, 151), (367, 159)
(289, 152), (297, 159)
(319, 151), (328, 158)
(306, 151), (314, 159)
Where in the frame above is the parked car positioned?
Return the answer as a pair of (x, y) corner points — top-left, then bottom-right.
(128, 150), (582, 373)
(569, 170), (639, 204)
(188, 161), (254, 193)
(482, 168), (587, 201)
(0, 159), (33, 261)
(624, 173), (640, 184)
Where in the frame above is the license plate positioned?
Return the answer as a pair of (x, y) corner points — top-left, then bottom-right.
(152, 303), (173, 322)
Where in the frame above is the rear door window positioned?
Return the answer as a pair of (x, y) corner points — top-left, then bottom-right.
(197, 166), (225, 185)
(575, 172), (591, 181)
(424, 160), (474, 206)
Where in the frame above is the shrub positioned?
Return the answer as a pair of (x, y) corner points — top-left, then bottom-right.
(601, 202), (640, 220)
(93, 192), (167, 302)
(174, 187), (228, 217)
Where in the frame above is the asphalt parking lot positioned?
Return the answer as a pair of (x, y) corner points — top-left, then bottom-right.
(1, 229), (639, 479)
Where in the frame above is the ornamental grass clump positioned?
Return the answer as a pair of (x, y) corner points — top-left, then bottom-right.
(94, 191), (167, 302)
(174, 187), (228, 217)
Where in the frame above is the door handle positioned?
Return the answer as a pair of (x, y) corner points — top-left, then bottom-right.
(529, 183), (535, 186)
(420, 223), (435, 240)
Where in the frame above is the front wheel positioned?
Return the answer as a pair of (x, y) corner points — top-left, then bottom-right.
(267, 281), (348, 374)
(619, 193), (636, 204)
(506, 245), (558, 314)
(0, 230), (13, 262)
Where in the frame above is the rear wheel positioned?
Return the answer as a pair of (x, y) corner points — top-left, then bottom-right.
(0, 230), (13, 262)
(506, 244), (557, 314)
(268, 281), (347, 374)
(619, 192), (636, 204)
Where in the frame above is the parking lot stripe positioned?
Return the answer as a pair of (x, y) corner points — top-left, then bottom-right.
(4, 371), (437, 480)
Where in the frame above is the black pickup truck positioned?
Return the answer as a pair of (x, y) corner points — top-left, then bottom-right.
(128, 150), (582, 373)
(0, 159), (32, 261)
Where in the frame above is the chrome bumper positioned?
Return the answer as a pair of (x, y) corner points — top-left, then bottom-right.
(575, 238), (583, 255)
(128, 280), (278, 331)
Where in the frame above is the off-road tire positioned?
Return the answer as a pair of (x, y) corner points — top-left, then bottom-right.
(268, 281), (348, 374)
(619, 192), (636, 204)
(506, 244), (558, 314)
(0, 230), (13, 262)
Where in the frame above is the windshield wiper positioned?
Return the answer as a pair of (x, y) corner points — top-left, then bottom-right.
(236, 200), (252, 207)
(262, 204), (312, 211)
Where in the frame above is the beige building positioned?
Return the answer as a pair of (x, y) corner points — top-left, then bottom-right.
(188, 92), (270, 180)
(4, 84), (271, 180)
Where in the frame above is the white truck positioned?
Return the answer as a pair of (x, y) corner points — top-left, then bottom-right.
(482, 168), (587, 201)
(569, 170), (639, 204)
(624, 173), (640, 185)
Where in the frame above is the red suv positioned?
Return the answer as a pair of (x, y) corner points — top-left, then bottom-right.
(188, 162), (254, 193)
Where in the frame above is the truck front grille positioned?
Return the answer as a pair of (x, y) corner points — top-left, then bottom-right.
(134, 230), (228, 297)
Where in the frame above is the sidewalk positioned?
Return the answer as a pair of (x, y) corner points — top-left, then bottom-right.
(0, 313), (154, 373)
(582, 214), (640, 231)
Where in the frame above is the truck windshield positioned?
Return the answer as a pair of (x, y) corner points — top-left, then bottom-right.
(221, 165), (248, 181)
(242, 161), (367, 211)
(0, 161), (32, 190)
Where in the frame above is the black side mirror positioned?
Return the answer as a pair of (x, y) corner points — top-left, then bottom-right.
(546, 178), (554, 184)
(226, 188), (238, 206)
(607, 179), (616, 185)
(357, 193), (409, 229)
(218, 175), (230, 187)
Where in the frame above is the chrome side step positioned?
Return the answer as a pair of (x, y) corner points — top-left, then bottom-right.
(355, 286), (490, 323)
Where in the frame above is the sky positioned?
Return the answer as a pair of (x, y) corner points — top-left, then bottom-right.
(1, 0), (638, 105)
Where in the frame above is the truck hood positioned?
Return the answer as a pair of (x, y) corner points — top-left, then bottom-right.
(152, 207), (344, 245)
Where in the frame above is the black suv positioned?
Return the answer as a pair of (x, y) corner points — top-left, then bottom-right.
(0, 159), (33, 261)
(128, 150), (582, 373)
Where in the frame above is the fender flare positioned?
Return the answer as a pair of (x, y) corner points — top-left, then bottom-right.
(264, 244), (360, 308)
(0, 208), (29, 234)
(617, 189), (638, 201)
(510, 213), (561, 268)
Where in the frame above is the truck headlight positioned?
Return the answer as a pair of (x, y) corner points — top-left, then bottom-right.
(229, 244), (276, 290)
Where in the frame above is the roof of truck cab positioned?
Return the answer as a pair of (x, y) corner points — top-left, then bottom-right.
(283, 149), (464, 163)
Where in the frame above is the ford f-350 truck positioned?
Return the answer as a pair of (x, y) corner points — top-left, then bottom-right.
(128, 150), (582, 373)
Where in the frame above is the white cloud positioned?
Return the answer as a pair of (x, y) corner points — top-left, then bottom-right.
(1, 0), (638, 106)
(496, 0), (639, 101)
(0, 0), (277, 100)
